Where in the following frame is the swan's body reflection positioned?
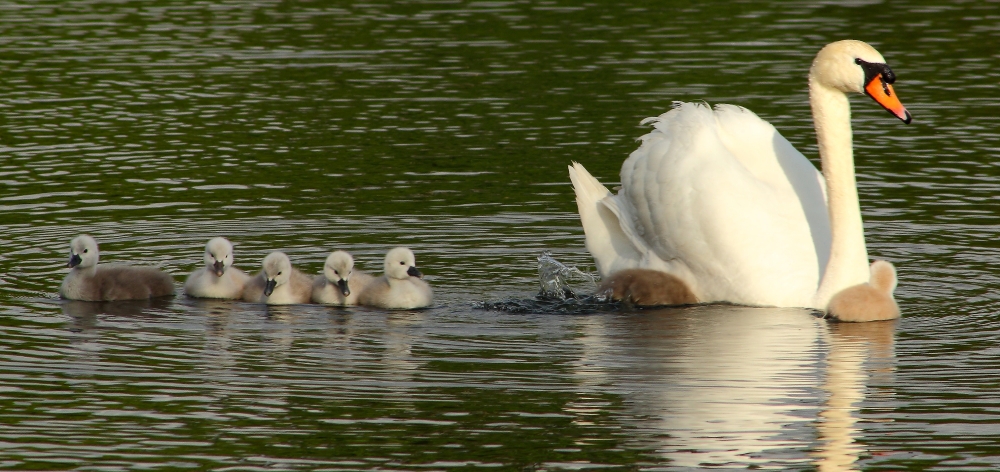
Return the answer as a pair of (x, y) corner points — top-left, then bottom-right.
(570, 306), (895, 469)
(816, 320), (897, 471)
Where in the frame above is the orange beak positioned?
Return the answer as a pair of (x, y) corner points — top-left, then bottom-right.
(865, 76), (911, 124)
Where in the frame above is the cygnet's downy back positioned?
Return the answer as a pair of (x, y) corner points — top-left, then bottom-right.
(60, 235), (175, 301)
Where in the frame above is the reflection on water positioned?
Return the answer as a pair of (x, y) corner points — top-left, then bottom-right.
(571, 308), (899, 470)
(573, 307), (822, 468)
(816, 320), (898, 472)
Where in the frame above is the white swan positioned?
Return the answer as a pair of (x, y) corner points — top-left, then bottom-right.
(358, 247), (433, 309)
(570, 40), (910, 314)
(242, 251), (312, 305)
(60, 235), (175, 301)
(183, 237), (251, 299)
(312, 250), (374, 306)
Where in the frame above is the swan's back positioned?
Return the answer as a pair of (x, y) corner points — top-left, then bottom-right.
(612, 102), (830, 306)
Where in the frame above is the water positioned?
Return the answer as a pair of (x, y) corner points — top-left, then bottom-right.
(0, 0), (997, 469)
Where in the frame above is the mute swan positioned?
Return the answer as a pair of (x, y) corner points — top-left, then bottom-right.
(358, 247), (433, 309)
(60, 235), (175, 301)
(570, 40), (910, 315)
(184, 237), (251, 299)
(242, 251), (312, 305)
(312, 250), (374, 306)
(598, 268), (698, 306)
(826, 260), (899, 322)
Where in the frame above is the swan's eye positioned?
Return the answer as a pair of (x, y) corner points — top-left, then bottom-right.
(277, 271), (282, 276)
(399, 261), (405, 265)
(334, 270), (339, 275)
(83, 249), (89, 253)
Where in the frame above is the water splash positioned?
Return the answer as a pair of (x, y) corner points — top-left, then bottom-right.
(536, 251), (600, 300)
(474, 252), (614, 314)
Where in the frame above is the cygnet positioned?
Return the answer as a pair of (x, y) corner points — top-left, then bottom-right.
(242, 251), (312, 305)
(826, 260), (901, 322)
(312, 250), (374, 306)
(184, 237), (251, 299)
(59, 235), (175, 301)
(357, 247), (433, 309)
(597, 268), (698, 306)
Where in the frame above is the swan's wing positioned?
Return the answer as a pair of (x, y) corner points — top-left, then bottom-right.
(569, 162), (642, 276)
(619, 103), (828, 306)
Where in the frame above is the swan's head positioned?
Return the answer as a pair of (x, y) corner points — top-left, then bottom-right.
(384, 247), (422, 280)
(68, 235), (99, 269)
(810, 40), (911, 124)
(323, 250), (354, 296)
(261, 251), (293, 296)
(204, 237), (234, 277)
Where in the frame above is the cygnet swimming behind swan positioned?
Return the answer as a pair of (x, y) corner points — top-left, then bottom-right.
(312, 250), (374, 306)
(242, 251), (312, 305)
(826, 260), (900, 322)
(59, 235), (175, 301)
(184, 237), (251, 299)
(358, 247), (433, 309)
(598, 268), (699, 306)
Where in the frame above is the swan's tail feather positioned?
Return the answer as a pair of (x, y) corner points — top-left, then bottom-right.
(569, 161), (611, 203)
(569, 162), (641, 277)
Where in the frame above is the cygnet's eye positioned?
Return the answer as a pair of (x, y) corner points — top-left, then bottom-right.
(83, 249), (89, 253)
(277, 271), (283, 276)
(334, 270), (339, 275)
(399, 261), (405, 265)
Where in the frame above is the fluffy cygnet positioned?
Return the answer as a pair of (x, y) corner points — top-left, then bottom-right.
(242, 251), (312, 305)
(59, 235), (175, 301)
(826, 260), (901, 322)
(597, 268), (698, 306)
(312, 250), (374, 306)
(184, 237), (251, 299)
(357, 247), (433, 309)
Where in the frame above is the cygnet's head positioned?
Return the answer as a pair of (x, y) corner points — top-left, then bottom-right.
(323, 250), (355, 296)
(204, 237), (235, 277)
(810, 40), (910, 123)
(261, 251), (293, 296)
(68, 235), (99, 269)
(383, 247), (422, 280)
(869, 260), (898, 295)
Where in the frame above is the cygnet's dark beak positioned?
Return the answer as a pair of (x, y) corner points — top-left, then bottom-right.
(213, 260), (226, 277)
(263, 278), (277, 297)
(407, 266), (422, 278)
(337, 279), (350, 296)
(68, 254), (82, 268)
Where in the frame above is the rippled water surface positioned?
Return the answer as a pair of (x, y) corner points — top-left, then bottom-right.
(1, 0), (998, 469)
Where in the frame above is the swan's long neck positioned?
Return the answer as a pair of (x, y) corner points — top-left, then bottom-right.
(810, 78), (870, 309)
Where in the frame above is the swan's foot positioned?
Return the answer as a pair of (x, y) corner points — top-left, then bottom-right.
(597, 268), (698, 306)
(826, 260), (900, 322)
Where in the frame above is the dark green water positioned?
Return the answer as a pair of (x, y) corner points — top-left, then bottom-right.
(0, 0), (998, 470)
